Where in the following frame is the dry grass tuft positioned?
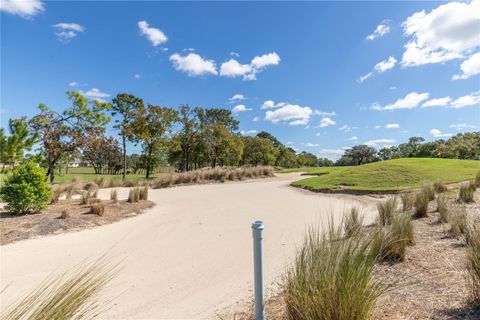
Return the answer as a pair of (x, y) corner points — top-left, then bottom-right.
(374, 212), (414, 262)
(460, 183), (475, 203)
(128, 187), (140, 203)
(1, 257), (118, 320)
(414, 191), (429, 217)
(139, 186), (149, 201)
(377, 197), (397, 226)
(110, 189), (118, 203)
(400, 192), (414, 213)
(94, 177), (109, 188)
(422, 181), (436, 201)
(50, 185), (66, 204)
(437, 193), (450, 223)
(60, 207), (71, 219)
(434, 179), (448, 193)
(90, 203), (105, 216)
(466, 223), (480, 306)
(475, 171), (480, 188)
(284, 221), (385, 320)
(449, 206), (468, 239)
(344, 207), (363, 238)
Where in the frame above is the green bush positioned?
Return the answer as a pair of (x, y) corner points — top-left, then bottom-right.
(0, 162), (51, 215)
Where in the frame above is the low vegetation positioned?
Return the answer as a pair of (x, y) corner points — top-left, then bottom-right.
(466, 224), (480, 305)
(284, 222), (384, 320)
(460, 183), (475, 203)
(414, 191), (429, 217)
(0, 162), (50, 215)
(375, 211), (415, 262)
(90, 203), (105, 216)
(449, 206), (468, 239)
(377, 197), (397, 226)
(1, 258), (117, 320)
(437, 193), (449, 223)
(400, 192), (414, 213)
(292, 158), (480, 193)
(344, 207), (363, 238)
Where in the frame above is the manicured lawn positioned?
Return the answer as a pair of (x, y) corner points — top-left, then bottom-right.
(0, 166), (173, 185)
(292, 158), (480, 192)
(279, 166), (349, 175)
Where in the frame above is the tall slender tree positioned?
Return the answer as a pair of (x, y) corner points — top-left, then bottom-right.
(0, 118), (38, 166)
(111, 93), (144, 180)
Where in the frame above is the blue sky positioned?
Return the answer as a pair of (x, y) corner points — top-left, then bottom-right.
(1, 0), (479, 160)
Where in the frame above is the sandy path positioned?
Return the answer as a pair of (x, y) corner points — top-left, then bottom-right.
(1, 173), (378, 319)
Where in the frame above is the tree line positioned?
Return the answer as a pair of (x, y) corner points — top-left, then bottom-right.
(336, 134), (480, 166)
(0, 91), (331, 183)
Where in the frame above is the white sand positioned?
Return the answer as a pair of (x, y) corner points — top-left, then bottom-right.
(0, 173), (379, 319)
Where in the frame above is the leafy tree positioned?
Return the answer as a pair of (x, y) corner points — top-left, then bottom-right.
(0, 118), (38, 165)
(377, 146), (400, 160)
(242, 136), (277, 166)
(318, 157), (334, 167)
(176, 105), (200, 171)
(0, 161), (51, 214)
(110, 93), (144, 180)
(256, 131), (283, 148)
(337, 145), (378, 166)
(82, 129), (122, 174)
(276, 146), (298, 168)
(297, 151), (319, 167)
(129, 104), (178, 178)
(29, 91), (110, 183)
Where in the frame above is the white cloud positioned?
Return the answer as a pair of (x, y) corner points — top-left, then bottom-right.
(421, 97), (452, 108)
(385, 123), (400, 129)
(52, 23), (85, 42)
(261, 100), (277, 109)
(453, 52), (480, 80)
(240, 129), (258, 135)
(68, 81), (81, 87)
(375, 125), (382, 129)
(357, 72), (373, 83)
(314, 110), (336, 117)
(319, 117), (336, 128)
(449, 123), (477, 130)
(339, 125), (353, 132)
(450, 92), (480, 109)
(364, 138), (396, 147)
(390, 86), (397, 90)
(134, 74), (141, 79)
(232, 104), (252, 113)
(0, 0), (44, 17)
(374, 56), (397, 73)
(138, 20), (167, 47)
(230, 52), (240, 57)
(80, 88), (110, 102)
(315, 133), (321, 137)
(265, 103), (312, 126)
(220, 59), (252, 78)
(349, 136), (359, 141)
(252, 116), (260, 122)
(366, 23), (390, 41)
(219, 52), (280, 80)
(401, 0), (480, 67)
(302, 142), (320, 147)
(228, 94), (245, 102)
(170, 53), (217, 76)
(430, 129), (452, 138)
(376, 92), (429, 111)
(318, 148), (346, 161)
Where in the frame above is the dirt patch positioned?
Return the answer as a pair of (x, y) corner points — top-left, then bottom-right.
(0, 199), (155, 245)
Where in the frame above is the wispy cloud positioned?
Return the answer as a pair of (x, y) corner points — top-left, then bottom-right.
(429, 129), (452, 138)
(138, 20), (168, 46)
(366, 22), (390, 41)
(52, 22), (85, 42)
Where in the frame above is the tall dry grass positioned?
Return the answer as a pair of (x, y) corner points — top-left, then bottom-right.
(284, 221), (385, 320)
(374, 211), (415, 262)
(433, 179), (447, 193)
(466, 223), (480, 305)
(436, 193), (449, 223)
(449, 206), (468, 239)
(1, 258), (118, 320)
(151, 166), (274, 189)
(377, 197), (397, 226)
(422, 182), (436, 201)
(344, 207), (363, 238)
(414, 191), (429, 217)
(400, 192), (414, 213)
(459, 183), (474, 203)
(127, 187), (140, 203)
(110, 189), (118, 203)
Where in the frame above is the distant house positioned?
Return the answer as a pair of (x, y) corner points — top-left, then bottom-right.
(68, 159), (89, 168)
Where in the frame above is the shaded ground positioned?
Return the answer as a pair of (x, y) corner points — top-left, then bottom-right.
(0, 199), (155, 245)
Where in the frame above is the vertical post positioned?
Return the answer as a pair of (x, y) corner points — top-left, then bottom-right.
(252, 220), (264, 320)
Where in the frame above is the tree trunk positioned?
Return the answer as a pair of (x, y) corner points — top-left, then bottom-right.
(122, 134), (127, 181)
(49, 162), (55, 184)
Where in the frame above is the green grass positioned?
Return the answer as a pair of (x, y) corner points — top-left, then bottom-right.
(292, 158), (480, 193)
(278, 166), (347, 175)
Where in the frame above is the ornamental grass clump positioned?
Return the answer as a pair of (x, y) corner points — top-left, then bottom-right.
(422, 181), (436, 201)
(139, 186), (149, 200)
(460, 183), (475, 203)
(414, 191), (429, 217)
(400, 192), (414, 213)
(128, 187), (140, 203)
(284, 222), (385, 320)
(436, 193), (450, 223)
(110, 189), (118, 203)
(90, 203), (105, 216)
(1, 257), (118, 320)
(377, 197), (397, 226)
(466, 223), (480, 305)
(433, 179), (447, 193)
(0, 162), (51, 215)
(344, 207), (363, 238)
(476, 171), (480, 188)
(374, 212), (414, 262)
(449, 206), (468, 239)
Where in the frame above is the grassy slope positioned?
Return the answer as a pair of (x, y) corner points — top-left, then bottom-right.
(292, 158), (480, 192)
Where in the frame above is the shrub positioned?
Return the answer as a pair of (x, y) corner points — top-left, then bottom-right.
(110, 189), (118, 203)
(400, 192), (414, 212)
(344, 207), (363, 238)
(422, 181), (436, 201)
(433, 179), (447, 193)
(414, 191), (429, 217)
(377, 197), (397, 226)
(476, 171), (480, 188)
(437, 193), (449, 223)
(284, 223), (384, 320)
(61, 207), (71, 219)
(449, 206), (468, 239)
(374, 212), (414, 262)
(90, 202), (105, 216)
(139, 186), (148, 201)
(469, 180), (477, 192)
(0, 162), (51, 215)
(466, 223), (480, 304)
(459, 183), (474, 203)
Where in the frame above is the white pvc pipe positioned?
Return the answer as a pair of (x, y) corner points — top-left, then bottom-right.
(251, 220), (265, 320)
